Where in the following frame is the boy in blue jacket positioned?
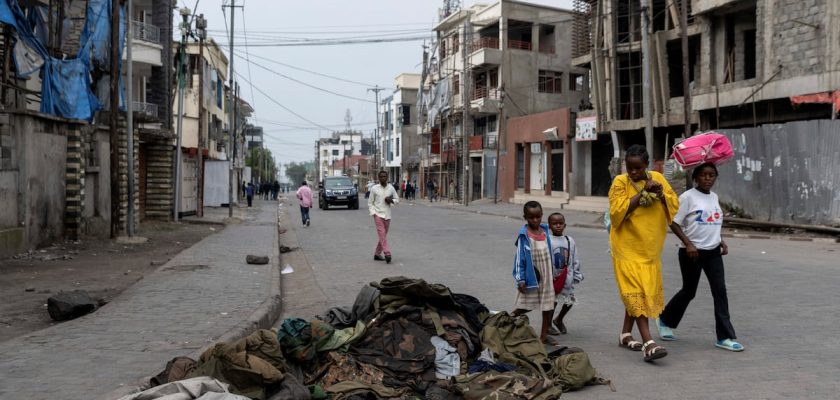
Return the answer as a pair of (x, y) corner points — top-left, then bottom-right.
(512, 201), (558, 345)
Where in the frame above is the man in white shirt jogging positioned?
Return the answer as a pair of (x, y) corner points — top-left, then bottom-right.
(368, 170), (399, 264)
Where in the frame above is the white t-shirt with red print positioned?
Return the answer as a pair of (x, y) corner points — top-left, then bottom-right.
(673, 188), (724, 250)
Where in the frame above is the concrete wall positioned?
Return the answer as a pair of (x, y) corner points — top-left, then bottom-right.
(500, 108), (572, 201)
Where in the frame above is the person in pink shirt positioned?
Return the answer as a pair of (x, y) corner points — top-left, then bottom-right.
(296, 181), (313, 227)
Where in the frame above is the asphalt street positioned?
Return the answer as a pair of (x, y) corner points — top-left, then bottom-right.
(284, 196), (840, 399)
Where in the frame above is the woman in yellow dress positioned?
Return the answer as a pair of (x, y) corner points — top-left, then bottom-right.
(609, 145), (679, 362)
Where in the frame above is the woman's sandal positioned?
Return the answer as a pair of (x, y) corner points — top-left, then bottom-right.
(619, 333), (643, 351)
(642, 340), (668, 362)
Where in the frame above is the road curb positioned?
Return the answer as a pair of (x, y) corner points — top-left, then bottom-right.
(97, 204), (284, 400)
(412, 201), (838, 243)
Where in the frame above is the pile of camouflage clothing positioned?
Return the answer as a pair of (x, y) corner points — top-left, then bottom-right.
(143, 276), (610, 400)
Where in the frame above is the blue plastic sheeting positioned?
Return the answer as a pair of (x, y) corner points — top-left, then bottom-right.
(0, 0), (124, 121)
(0, 0), (19, 30)
(40, 58), (99, 119)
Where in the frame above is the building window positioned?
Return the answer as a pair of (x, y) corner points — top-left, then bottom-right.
(569, 73), (584, 91)
(453, 32), (459, 54)
(538, 70), (562, 93)
(453, 74), (460, 95)
(396, 138), (400, 157)
(332, 149), (339, 156)
(401, 105), (411, 126)
(743, 29), (756, 80)
(487, 115), (497, 133)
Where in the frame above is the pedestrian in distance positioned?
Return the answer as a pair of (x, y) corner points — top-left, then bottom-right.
(412, 179), (418, 200)
(296, 181), (313, 227)
(608, 144), (679, 362)
(242, 181), (247, 199)
(426, 179), (435, 202)
(405, 180), (413, 201)
(273, 180), (280, 200)
(245, 183), (254, 207)
(547, 212), (583, 335)
(365, 179), (375, 200)
(369, 170), (399, 264)
(657, 162), (744, 352)
(511, 201), (558, 345)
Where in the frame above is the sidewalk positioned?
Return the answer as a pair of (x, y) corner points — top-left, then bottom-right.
(409, 197), (606, 229)
(409, 197), (839, 243)
(0, 200), (282, 400)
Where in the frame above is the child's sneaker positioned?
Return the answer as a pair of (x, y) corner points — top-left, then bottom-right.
(656, 318), (676, 341)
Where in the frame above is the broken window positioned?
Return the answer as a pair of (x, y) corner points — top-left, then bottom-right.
(401, 105), (411, 126)
(538, 70), (563, 93)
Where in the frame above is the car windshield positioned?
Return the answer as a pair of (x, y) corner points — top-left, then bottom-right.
(325, 178), (353, 188)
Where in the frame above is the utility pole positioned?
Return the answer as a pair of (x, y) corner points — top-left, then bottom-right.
(126, 0), (134, 236)
(223, 0), (239, 217)
(234, 81), (240, 200)
(640, 0), (654, 152)
(109, 0), (121, 237)
(494, 87), (505, 204)
(196, 14), (207, 217)
(417, 42), (428, 198)
(174, 7), (190, 222)
(461, 20), (471, 206)
(368, 86), (385, 171)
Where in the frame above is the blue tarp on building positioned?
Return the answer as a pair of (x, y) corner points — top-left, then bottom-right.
(0, 0), (124, 121)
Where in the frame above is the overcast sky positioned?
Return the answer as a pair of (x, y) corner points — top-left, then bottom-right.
(191, 0), (574, 173)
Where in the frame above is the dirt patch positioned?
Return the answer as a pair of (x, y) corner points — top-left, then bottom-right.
(0, 221), (216, 343)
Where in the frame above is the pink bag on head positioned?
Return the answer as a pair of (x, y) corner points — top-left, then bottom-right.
(671, 132), (734, 167)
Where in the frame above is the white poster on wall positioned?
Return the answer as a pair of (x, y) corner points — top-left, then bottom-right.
(576, 116), (597, 141)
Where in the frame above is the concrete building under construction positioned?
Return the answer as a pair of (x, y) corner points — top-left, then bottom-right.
(573, 0), (840, 165)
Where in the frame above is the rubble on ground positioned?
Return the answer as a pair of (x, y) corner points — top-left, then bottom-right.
(47, 290), (101, 321)
(246, 255), (270, 265)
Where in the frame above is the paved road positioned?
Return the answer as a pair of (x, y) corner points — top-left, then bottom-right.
(0, 201), (280, 400)
(283, 197), (840, 400)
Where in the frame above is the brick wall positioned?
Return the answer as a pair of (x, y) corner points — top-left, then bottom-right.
(773, 0), (826, 78)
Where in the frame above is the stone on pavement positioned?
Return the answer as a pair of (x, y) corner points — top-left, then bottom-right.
(47, 290), (98, 321)
(246, 255), (270, 264)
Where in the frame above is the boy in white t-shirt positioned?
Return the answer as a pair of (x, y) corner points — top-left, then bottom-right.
(656, 163), (743, 352)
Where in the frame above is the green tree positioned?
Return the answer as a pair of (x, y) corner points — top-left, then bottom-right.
(285, 162), (308, 186)
(246, 148), (277, 183)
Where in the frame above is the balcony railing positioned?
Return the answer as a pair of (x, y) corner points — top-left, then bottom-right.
(484, 134), (498, 149)
(132, 21), (160, 44)
(470, 36), (500, 53)
(472, 85), (501, 101)
(508, 39), (532, 51)
(132, 101), (158, 119)
(538, 42), (555, 54)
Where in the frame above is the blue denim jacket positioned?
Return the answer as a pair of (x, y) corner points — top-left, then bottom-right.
(512, 224), (554, 289)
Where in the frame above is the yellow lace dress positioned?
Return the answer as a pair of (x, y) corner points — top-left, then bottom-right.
(608, 171), (679, 318)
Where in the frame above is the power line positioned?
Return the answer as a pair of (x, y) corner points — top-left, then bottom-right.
(231, 49), (383, 88)
(235, 71), (331, 131)
(218, 35), (427, 47)
(213, 21), (430, 30)
(234, 53), (375, 103)
(207, 27), (429, 35)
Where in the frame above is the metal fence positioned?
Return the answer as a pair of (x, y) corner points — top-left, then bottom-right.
(715, 119), (840, 226)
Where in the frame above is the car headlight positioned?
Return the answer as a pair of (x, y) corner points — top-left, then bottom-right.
(325, 190), (333, 196)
